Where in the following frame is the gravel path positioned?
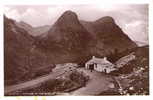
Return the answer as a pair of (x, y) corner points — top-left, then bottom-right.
(71, 68), (117, 95)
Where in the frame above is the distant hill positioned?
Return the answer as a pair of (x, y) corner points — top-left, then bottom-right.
(16, 21), (51, 36)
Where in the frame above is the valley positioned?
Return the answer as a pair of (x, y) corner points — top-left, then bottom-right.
(4, 10), (149, 96)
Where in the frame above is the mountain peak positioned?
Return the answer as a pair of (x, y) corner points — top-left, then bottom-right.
(63, 10), (76, 14)
(62, 10), (77, 18)
(96, 16), (115, 23)
(53, 10), (79, 27)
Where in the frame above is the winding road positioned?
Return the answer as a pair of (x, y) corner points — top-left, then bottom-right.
(4, 64), (76, 94)
(5, 66), (118, 96)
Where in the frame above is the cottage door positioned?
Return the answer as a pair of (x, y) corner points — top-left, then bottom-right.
(89, 64), (94, 72)
(104, 69), (107, 73)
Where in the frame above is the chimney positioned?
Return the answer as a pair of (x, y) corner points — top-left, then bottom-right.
(92, 56), (95, 59)
(104, 57), (107, 61)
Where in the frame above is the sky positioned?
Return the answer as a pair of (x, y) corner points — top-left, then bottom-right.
(4, 4), (148, 45)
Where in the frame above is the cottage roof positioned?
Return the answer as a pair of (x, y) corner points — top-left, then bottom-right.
(86, 57), (114, 65)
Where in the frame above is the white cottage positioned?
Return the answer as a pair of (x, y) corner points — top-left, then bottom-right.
(85, 56), (116, 73)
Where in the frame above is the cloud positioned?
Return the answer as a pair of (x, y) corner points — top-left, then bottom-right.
(125, 21), (143, 28)
(124, 20), (148, 43)
(4, 7), (21, 22)
(21, 8), (45, 26)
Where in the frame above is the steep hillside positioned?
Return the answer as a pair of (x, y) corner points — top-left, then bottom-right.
(36, 10), (93, 63)
(4, 16), (54, 85)
(81, 16), (137, 56)
(4, 16), (34, 85)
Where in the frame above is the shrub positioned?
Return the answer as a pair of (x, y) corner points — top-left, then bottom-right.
(69, 70), (89, 86)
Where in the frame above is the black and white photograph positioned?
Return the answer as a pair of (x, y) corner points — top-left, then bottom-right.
(3, 4), (149, 96)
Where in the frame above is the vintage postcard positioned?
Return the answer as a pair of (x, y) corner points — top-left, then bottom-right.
(1, 0), (150, 98)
